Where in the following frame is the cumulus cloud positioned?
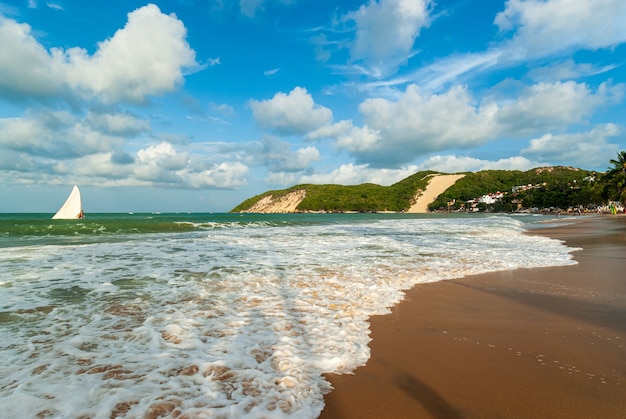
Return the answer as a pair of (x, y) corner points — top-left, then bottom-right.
(495, 0), (626, 59)
(330, 85), (496, 166)
(0, 110), (126, 159)
(319, 80), (622, 167)
(0, 106), (252, 189)
(300, 163), (420, 186)
(495, 81), (623, 135)
(295, 156), (539, 187)
(0, 16), (63, 100)
(419, 155), (539, 173)
(86, 111), (151, 136)
(54, 142), (250, 189)
(255, 136), (320, 172)
(347, 0), (432, 77)
(130, 142), (250, 188)
(0, 5), (235, 191)
(62, 4), (198, 103)
(0, 4), (198, 104)
(522, 124), (622, 168)
(249, 86), (333, 135)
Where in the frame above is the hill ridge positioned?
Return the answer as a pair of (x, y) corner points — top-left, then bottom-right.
(230, 166), (597, 213)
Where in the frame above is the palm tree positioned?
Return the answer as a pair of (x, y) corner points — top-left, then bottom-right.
(609, 150), (626, 174)
(603, 151), (626, 204)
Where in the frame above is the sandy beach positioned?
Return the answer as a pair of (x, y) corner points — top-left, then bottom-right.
(321, 215), (626, 419)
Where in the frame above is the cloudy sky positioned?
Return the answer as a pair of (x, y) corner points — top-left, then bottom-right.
(1, 0), (625, 212)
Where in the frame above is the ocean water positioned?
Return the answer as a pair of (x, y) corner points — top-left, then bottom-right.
(0, 212), (578, 418)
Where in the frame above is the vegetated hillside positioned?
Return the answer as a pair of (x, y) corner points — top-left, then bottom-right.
(429, 166), (600, 211)
(231, 170), (437, 212)
(231, 167), (603, 213)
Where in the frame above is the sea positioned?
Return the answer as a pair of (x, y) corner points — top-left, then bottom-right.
(0, 212), (578, 418)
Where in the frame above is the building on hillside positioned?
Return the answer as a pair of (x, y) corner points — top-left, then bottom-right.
(478, 192), (505, 205)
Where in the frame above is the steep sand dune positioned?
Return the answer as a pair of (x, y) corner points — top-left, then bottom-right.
(244, 190), (306, 213)
(407, 174), (465, 213)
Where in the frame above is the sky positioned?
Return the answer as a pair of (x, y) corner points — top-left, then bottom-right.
(1, 0), (625, 213)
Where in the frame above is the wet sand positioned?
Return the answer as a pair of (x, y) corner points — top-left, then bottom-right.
(321, 215), (626, 419)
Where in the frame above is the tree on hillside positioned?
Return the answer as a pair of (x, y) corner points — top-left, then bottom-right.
(603, 150), (626, 204)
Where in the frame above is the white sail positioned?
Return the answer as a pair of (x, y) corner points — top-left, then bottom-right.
(52, 185), (84, 219)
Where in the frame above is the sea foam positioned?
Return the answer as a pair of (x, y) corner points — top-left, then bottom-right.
(0, 215), (576, 418)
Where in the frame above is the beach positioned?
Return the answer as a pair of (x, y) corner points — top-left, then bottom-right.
(321, 215), (626, 419)
(0, 213), (615, 417)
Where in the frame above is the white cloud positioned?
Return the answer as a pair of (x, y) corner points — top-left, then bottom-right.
(249, 86), (333, 135)
(264, 171), (299, 186)
(62, 4), (198, 103)
(209, 102), (237, 118)
(0, 4), (198, 104)
(0, 149), (37, 172)
(0, 107), (252, 189)
(46, 2), (63, 11)
(418, 155), (539, 173)
(86, 111), (151, 136)
(495, 0), (626, 59)
(136, 142), (189, 171)
(381, 0), (626, 94)
(69, 142), (250, 189)
(264, 68), (280, 77)
(495, 81), (622, 135)
(335, 124), (382, 153)
(339, 85), (496, 165)
(401, 50), (503, 93)
(255, 136), (320, 172)
(300, 163), (420, 186)
(528, 59), (619, 82)
(208, 57), (221, 66)
(320, 80), (622, 167)
(0, 110), (125, 158)
(0, 16), (63, 100)
(195, 161), (249, 188)
(347, 0), (432, 77)
(307, 120), (354, 141)
(286, 157), (540, 187)
(522, 124), (622, 168)
(291, 146), (320, 169)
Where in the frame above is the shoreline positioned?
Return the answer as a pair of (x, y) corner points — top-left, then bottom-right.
(320, 215), (626, 418)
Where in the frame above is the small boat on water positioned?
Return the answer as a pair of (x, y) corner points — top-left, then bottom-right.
(52, 185), (85, 219)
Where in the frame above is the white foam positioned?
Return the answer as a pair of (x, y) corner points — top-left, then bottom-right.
(0, 216), (576, 418)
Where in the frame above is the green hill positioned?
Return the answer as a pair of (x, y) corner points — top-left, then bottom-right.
(231, 170), (438, 213)
(430, 167), (599, 211)
(231, 167), (603, 213)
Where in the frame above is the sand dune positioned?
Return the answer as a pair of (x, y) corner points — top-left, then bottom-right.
(407, 174), (465, 213)
(244, 190), (306, 213)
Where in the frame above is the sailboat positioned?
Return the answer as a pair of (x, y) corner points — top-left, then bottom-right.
(52, 185), (85, 219)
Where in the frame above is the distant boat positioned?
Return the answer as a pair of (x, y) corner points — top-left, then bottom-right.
(52, 185), (85, 220)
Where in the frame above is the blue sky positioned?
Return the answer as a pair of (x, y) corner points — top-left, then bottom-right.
(1, 0), (625, 212)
